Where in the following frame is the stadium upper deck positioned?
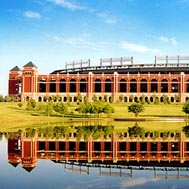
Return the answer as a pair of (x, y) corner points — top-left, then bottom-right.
(51, 56), (189, 74)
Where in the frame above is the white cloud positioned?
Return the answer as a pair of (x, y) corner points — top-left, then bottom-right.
(120, 177), (159, 188)
(23, 11), (41, 19)
(53, 35), (106, 52)
(159, 36), (178, 46)
(97, 12), (117, 24)
(48, 0), (87, 11)
(120, 41), (160, 53)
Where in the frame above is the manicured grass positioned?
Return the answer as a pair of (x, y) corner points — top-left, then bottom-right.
(0, 102), (187, 132)
(112, 103), (186, 118)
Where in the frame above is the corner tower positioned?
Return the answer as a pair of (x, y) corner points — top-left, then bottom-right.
(8, 66), (21, 98)
(21, 61), (38, 101)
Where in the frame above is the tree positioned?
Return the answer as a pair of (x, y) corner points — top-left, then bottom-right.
(0, 95), (4, 102)
(53, 102), (68, 116)
(75, 98), (91, 117)
(128, 124), (145, 137)
(92, 95), (98, 102)
(119, 94), (124, 102)
(182, 125), (189, 137)
(103, 103), (114, 117)
(46, 101), (54, 117)
(26, 99), (36, 111)
(128, 103), (144, 117)
(18, 102), (23, 108)
(76, 93), (82, 102)
(182, 100), (189, 117)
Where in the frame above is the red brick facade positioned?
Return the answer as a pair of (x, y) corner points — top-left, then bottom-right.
(8, 57), (189, 102)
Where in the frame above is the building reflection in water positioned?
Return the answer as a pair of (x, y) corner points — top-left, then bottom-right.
(6, 125), (189, 179)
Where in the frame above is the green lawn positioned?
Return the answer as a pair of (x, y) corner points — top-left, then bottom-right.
(0, 102), (187, 132)
(112, 103), (185, 118)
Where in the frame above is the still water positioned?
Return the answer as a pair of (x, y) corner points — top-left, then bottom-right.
(1, 124), (189, 189)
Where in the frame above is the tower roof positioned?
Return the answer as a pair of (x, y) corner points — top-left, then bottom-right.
(22, 166), (36, 173)
(23, 61), (37, 68)
(8, 162), (20, 167)
(10, 66), (21, 72)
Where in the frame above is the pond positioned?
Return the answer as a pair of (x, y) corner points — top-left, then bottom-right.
(1, 123), (189, 189)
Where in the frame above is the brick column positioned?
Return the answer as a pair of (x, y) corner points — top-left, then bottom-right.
(157, 78), (161, 93)
(127, 80), (130, 93)
(112, 72), (119, 102)
(88, 136), (93, 162)
(101, 75), (105, 93)
(46, 78), (49, 93)
(56, 78), (60, 93)
(180, 72), (185, 102)
(137, 78), (140, 93)
(168, 78), (171, 93)
(66, 75), (69, 93)
(87, 72), (93, 101)
(147, 79), (150, 93)
(76, 78), (80, 93)
(112, 133), (118, 163)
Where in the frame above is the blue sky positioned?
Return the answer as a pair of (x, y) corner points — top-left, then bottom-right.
(1, 0), (189, 95)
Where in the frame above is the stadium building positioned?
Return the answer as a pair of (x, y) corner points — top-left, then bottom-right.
(8, 56), (189, 102)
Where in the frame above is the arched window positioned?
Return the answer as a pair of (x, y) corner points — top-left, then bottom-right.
(150, 79), (158, 93)
(95, 79), (101, 92)
(130, 78), (137, 92)
(80, 79), (86, 93)
(140, 79), (147, 92)
(119, 78), (126, 92)
(171, 79), (179, 93)
(59, 79), (66, 92)
(49, 79), (56, 92)
(70, 79), (76, 92)
(39, 79), (46, 92)
(105, 78), (112, 92)
(161, 79), (168, 93)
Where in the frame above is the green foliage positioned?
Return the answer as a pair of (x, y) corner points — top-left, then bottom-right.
(76, 93), (82, 102)
(75, 98), (91, 116)
(128, 103), (145, 117)
(25, 127), (36, 137)
(75, 99), (114, 118)
(104, 95), (108, 102)
(18, 102), (23, 108)
(182, 125), (189, 137)
(46, 101), (54, 116)
(182, 100), (189, 117)
(129, 94), (134, 102)
(128, 124), (145, 137)
(0, 95), (4, 102)
(140, 94), (145, 104)
(163, 94), (170, 104)
(92, 95), (98, 102)
(119, 94), (124, 102)
(152, 93), (159, 105)
(103, 103), (114, 117)
(26, 99), (36, 111)
(53, 102), (68, 115)
(76, 125), (114, 141)
(4, 95), (14, 102)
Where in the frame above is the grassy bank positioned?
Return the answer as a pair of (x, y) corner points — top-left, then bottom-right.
(0, 102), (187, 132)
